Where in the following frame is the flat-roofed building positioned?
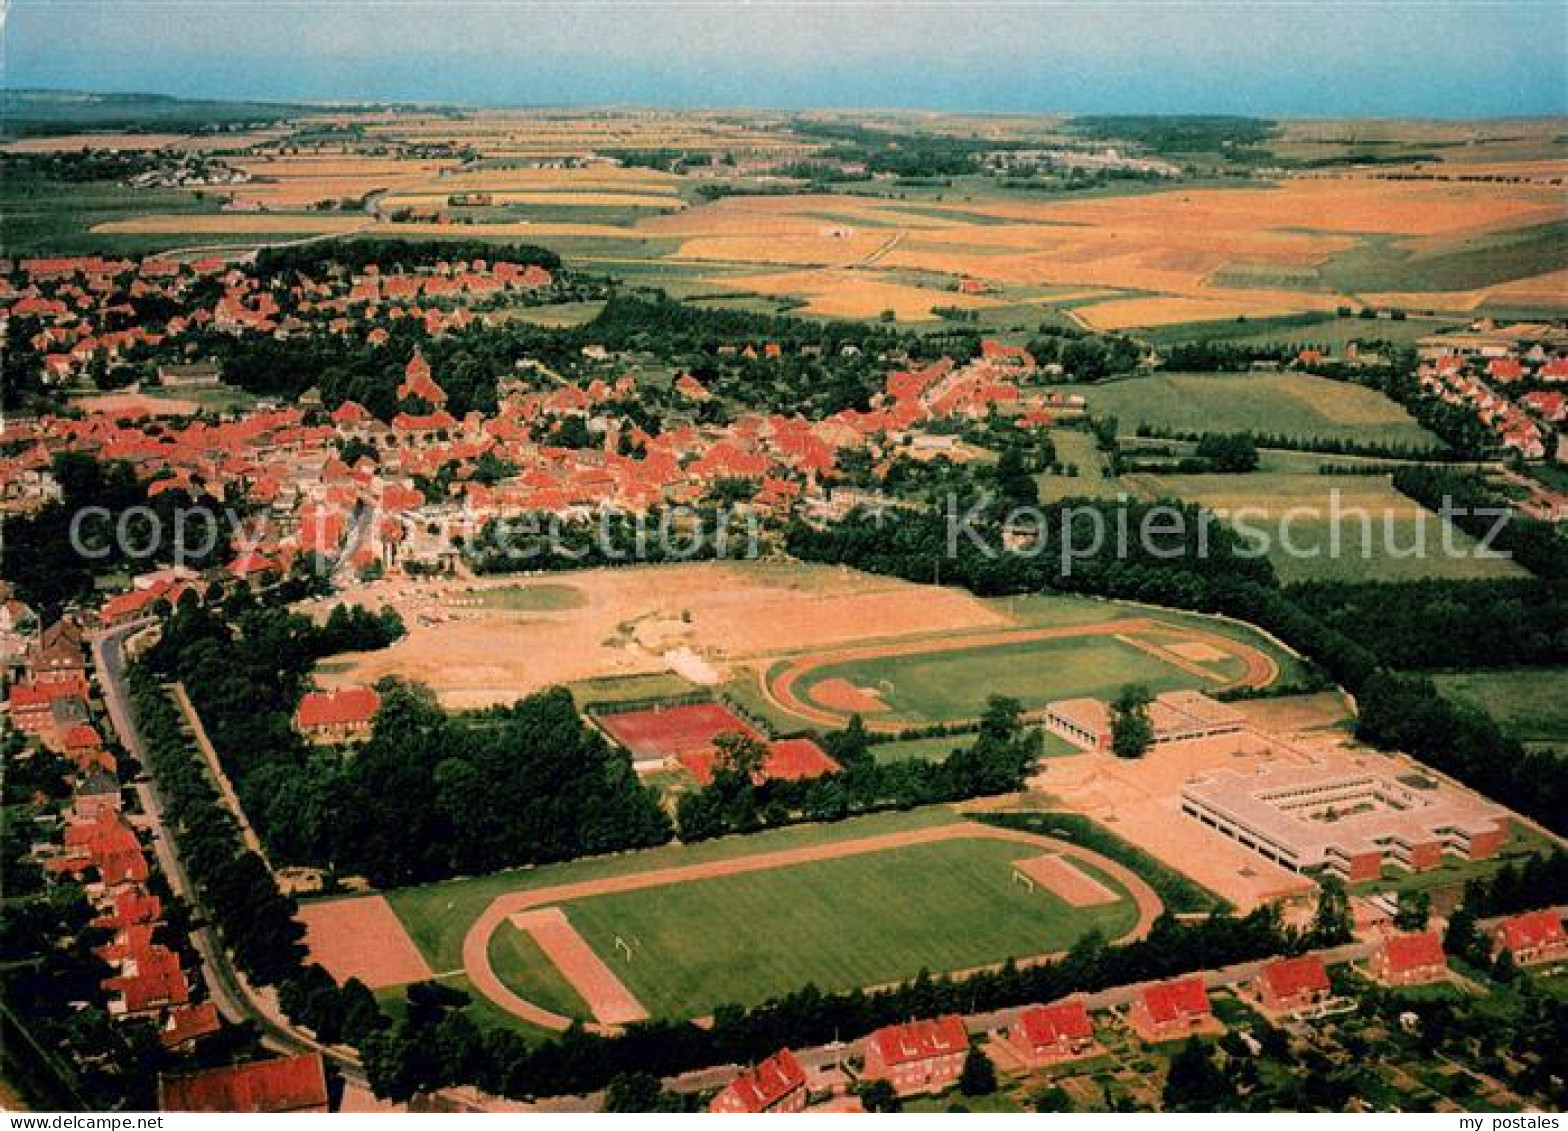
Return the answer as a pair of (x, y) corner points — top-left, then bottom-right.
(1180, 755), (1509, 883)
(1045, 689), (1245, 753)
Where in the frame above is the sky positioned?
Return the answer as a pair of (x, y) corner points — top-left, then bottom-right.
(5, 1), (1566, 117)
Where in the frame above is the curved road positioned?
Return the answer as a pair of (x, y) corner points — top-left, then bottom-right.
(462, 821), (1163, 1035)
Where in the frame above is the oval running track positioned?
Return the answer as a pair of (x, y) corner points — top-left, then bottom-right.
(462, 821), (1165, 1035)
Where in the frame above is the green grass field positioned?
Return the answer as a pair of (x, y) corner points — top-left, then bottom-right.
(1320, 221), (1568, 294)
(0, 170), (232, 254)
(1051, 371), (1440, 449)
(448, 583), (586, 611)
(1129, 471), (1528, 583)
(793, 634), (1211, 725)
(1429, 668), (1568, 746)
(496, 837), (1136, 1019)
(382, 807), (967, 975)
(868, 728), (1081, 764)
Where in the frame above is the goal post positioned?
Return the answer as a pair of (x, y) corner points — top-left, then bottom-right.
(1013, 868), (1035, 893)
(614, 935), (634, 962)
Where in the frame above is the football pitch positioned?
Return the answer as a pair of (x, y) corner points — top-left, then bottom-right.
(486, 836), (1139, 1020)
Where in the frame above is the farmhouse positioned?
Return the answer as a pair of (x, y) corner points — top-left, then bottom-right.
(1368, 931), (1448, 987)
(1252, 955), (1331, 1015)
(1492, 909), (1567, 968)
(1128, 976), (1218, 1043)
(709, 1048), (808, 1113)
(1180, 754), (1508, 882)
(861, 1015), (970, 1096)
(1044, 690), (1245, 753)
(294, 686), (381, 743)
(1002, 1000), (1097, 1067)
(158, 1053), (329, 1113)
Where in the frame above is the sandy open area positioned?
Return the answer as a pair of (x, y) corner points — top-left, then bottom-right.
(298, 895), (434, 989)
(1033, 728), (1327, 910)
(312, 562), (1007, 709)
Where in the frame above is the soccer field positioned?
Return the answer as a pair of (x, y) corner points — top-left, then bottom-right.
(490, 837), (1138, 1020)
(794, 634), (1210, 725)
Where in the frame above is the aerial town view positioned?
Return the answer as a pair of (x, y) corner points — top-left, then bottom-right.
(2, 0), (1566, 1118)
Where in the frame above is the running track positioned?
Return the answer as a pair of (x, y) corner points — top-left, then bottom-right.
(765, 617), (1279, 731)
(461, 822), (1164, 1034)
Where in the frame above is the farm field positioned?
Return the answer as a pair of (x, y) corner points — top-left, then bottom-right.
(22, 107), (1561, 328)
(1127, 471), (1529, 582)
(1428, 668), (1568, 748)
(513, 836), (1139, 1020)
(1051, 371), (1440, 448)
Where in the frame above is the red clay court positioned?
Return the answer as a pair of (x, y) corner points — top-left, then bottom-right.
(678, 736), (841, 786)
(596, 701), (757, 761)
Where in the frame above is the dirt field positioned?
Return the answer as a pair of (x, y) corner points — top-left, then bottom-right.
(1014, 853), (1121, 907)
(506, 907), (647, 1027)
(595, 701), (756, 761)
(298, 895), (434, 989)
(311, 563), (1008, 709)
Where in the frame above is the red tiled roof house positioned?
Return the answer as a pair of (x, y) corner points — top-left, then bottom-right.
(158, 1053), (329, 1113)
(709, 1048), (808, 1113)
(1368, 931), (1447, 987)
(1493, 910), (1567, 968)
(861, 1015), (969, 1096)
(1253, 955), (1331, 1014)
(1004, 999), (1097, 1067)
(1128, 976), (1220, 1042)
(294, 686), (380, 743)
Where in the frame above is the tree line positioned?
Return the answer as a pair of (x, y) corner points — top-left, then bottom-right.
(672, 701), (1041, 841)
(146, 593), (672, 887)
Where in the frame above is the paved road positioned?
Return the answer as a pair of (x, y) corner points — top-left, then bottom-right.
(92, 622), (369, 1089)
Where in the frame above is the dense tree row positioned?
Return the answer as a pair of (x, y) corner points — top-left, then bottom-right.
(1354, 672), (1565, 835)
(1287, 578), (1568, 669)
(465, 506), (762, 575)
(146, 595), (671, 886)
(673, 700), (1041, 841)
(124, 668), (388, 1047)
(254, 238), (560, 278)
(1390, 465), (1568, 579)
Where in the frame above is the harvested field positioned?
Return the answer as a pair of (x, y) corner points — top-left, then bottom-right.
(298, 895), (434, 990)
(92, 213), (371, 235)
(2, 132), (191, 152)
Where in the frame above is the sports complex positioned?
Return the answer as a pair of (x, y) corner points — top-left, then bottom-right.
(298, 809), (1161, 1034)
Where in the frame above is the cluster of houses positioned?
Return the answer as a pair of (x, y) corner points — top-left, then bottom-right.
(6, 607), (224, 1055)
(3, 250), (555, 389)
(1416, 321), (1568, 460)
(710, 911), (1566, 1111)
(3, 328), (1072, 586)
